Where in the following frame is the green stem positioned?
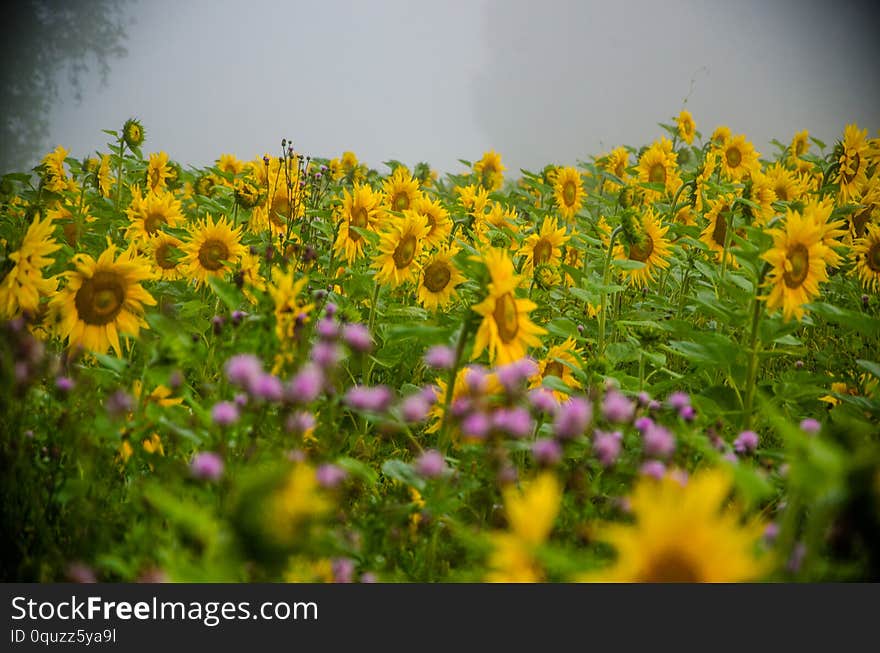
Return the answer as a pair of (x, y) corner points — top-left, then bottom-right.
(438, 317), (474, 453)
(598, 225), (624, 357)
(114, 137), (125, 215)
(743, 265), (769, 429)
(364, 282), (382, 383)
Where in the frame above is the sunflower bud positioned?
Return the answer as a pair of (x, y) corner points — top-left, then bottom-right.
(122, 118), (146, 149)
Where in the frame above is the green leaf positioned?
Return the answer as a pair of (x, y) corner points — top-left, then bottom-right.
(381, 459), (425, 491)
(207, 276), (243, 311)
(611, 259), (646, 271)
(808, 302), (880, 338)
(546, 317), (579, 339)
(336, 457), (378, 486)
(541, 375), (573, 396)
(93, 352), (128, 375)
(856, 359), (880, 381)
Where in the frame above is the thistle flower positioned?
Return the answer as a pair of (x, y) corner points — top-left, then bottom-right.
(424, 345), (456, 370)
(415, 449), (446, 478)
(553, 397), (592, 439)
(211, 401), (240, 426)
(190, 452), (224, 481)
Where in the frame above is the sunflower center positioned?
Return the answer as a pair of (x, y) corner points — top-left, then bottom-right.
(726, 146), (742, 168)
(144, 211), (166, 234)
(563, 181), (577, 206)
(149, 167), (162, 189)
(629, 234), (654, 262)
(712, 211), (728, 246)
(639, 550), (702, 582)
(424, 212), (437, 234)
(867, 242), (880, 273)
(852, 208), (871, 239)
(533, 238), (553, 265)
(648, 163), (666, 185)
(842, 153), (861, 184)
(154, 243), (177, 270)
(545, 361), (564, 378)
(74, 271), (125, 326)
(349, 207), (369, 242)
(795, 139), (806, 157)
(783, 244), (810, 288)
(423, 262), (451, 292)
(392, 234), (417, 269)
(493, 292), (519, 343)
(198, 239), (230, 271)
(392, 192), (410, 212)
(774, 184), (789, 201)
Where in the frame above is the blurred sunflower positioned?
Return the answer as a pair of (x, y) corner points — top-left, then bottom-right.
(97, 154), (113, 197)
(743, 172), (777, 226)
(457, 183), (491, 218)
(790, 129), (810, 162)
(413, 195), (452, 249)
(268, 267), (314, 344)
(762, 208), (829, 321)
(720, 134), (760, 181)
(587, 469), (766, 582)
(383, 167), (423, 213)
(676, 109), (696, 145)
(614, 207), (672, 287)
(803, 197), (847, 268)
(146, 232), (184, 281)
(553, 166), (585, 221)
(637, 137), (681, 198)
(238, 250), (266, 304)
(145, 151), (171, 193)
(372, 210), (430, 288)
(518, 215), (569, 276)
(474, 150), (505, 191)
(710, 125), (732, 148)
(700, 194), (739, 267)
(0, 213), (60, 319)
(836, 124), (869, 204)
(425, 366), (502, 436)
(333, 183), (382, 263)
(217, 153), (245, 176)
(471, 248), (546, 365)
(487, 472), (561, 583)
(417, 245), (466, 312)
(125, 187), (186, 240)
(41, 146), (69, 193)
(849, 179), (879, 241)
(51, 243), (155, 356)
(854, 223), (880, 292)
(181, 214), (246, 287)
(530, 337), (583, 400)
(764, 162), (807, 203)
(600, 147), (630, 192)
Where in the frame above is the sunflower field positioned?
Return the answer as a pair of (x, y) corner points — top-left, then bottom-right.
(2, 114), (879, 583)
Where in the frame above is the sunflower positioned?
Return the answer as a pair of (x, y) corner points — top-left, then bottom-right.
(854, 223), (880, 292)
(217, 153), (245, 176)
(613, 207), (672, 287)
(474, 201), (520, 249)
(789, 129), (810, 162)
(637, 137), (682, 198)
(238, 250), (266, 304)
(413, 195), (452, 248)
(372, 210), (430, 288)
(518, 216), (569, 276)
(41, 146), (69, 193)
(51, 243), (155, 356)
(837, 124), (869, 204)
(530, 337), (583, 400)
(849, 179), (879, 241)
(145, 152), (171, 193)
(417, 245), (466, 311)
(676, 109), (696, 145)
(552, 166), (585, 221)
(382, 166), (423, 214)
(600, 147), (630, 192)
(762, 208), (829, 321)
(457, 183), (491, 218)
(700, 194), (739, 267)
(474, 150), (505, 191)
(720, 134), (760, 181)
(268, 266), (314, 345)
(587, 469), (766, 582)
(710, 125), (731, 148)
(471, 248), (547, 365)
(97, 154), (113, 197)
(146, 232), (184, 281)
(425, 366), (502, 435)
(181, 213), (246, 287)
(764, 162), (806, 203)
(0, 213), (60, 319)
(743, 172), (777, 226)
(122, 118), (145, 149)
(333, 183), (382, 263)
(487, 472), (561, 583)
(250, 155), (305, 236)
(803, 197), (847, 267)
(125, 187), (186, 241)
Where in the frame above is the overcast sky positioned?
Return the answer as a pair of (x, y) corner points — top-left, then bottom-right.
(44, 0), (880, 177)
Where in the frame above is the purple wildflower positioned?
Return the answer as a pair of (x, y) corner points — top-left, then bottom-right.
(554, 396), (592, 439)
(190, 452), (224, 481)
(211, 401), (240, 426)
(423, 345), (455, 370)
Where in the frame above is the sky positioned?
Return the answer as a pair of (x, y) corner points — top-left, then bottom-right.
(43, 0), (880, 177)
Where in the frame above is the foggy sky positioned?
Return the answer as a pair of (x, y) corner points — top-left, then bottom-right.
(42, 0), (880, 177)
